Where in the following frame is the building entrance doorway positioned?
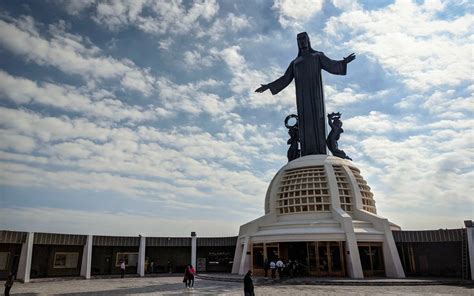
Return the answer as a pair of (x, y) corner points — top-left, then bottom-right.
(279, 242), (308, 264)
(279, 242), (309, 276)
(308, 241), (345, 276)
(358, 242), (384, 276)
(251, 241), (346, 277)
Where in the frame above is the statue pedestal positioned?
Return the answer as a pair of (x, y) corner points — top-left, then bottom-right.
(231, 155), (405, 278)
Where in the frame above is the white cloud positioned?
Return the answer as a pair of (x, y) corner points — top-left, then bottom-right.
(0, 107), (111, 142)
(156, 77), (236, 116)
(0, 151), (48, 165)
(273, 0), (324, 29)
(0, 130), (36, 153)
(0, 70), (159, 122)
(58, 0), (96, 16)
(330, 0), (360, 11)
(158, 38), (173, 50)
(93, 0), (219, 35)
(338, 107), (474, 230)
(0, 106), (278, 209)
(324, 84), (391, 110)
(422, 90), (474, 116)
(196, 13), (252, 40)
(94, 0), (147, 30)
(344, 111), (418, 134)
(0, 16), (155, 95)
(0, 161), (192, 198)
(396, 89), (474, 119)
(216, 45), (295, 110)
(324, 0), (473, 91)
(359, 129), (473, 208)
(183, 50), (215, 69)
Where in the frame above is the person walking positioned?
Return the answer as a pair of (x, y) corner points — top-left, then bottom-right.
(183, 265), (189, 288)
(269, 260), (276, 279)
(120, 260), (126, 278)
(4, 272), (14, 296)
(243, 270), (255, 296)
(187, 265), (195, 288)
(183, 265), (194, 289)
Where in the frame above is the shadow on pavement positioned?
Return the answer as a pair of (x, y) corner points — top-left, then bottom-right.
(56, 281), (240, 296)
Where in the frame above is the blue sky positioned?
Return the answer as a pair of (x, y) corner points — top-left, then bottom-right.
(0, 0), (472, 236)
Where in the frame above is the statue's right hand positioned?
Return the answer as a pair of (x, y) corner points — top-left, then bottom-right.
(255, 84), (269, 93)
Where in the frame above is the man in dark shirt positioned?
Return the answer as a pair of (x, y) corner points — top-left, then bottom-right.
(244, 270), (255, 296)
(4, 272), (14, 296)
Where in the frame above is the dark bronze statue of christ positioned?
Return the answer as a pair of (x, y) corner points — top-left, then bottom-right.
(255, 32), (355, 156)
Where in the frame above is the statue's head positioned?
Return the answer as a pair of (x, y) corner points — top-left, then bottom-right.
(297, 32), (309, 50)
(297, 32), (313, 56)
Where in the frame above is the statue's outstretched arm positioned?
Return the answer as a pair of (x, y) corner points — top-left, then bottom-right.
(255, 62), (294, 95)
(320, 52), (355, 75)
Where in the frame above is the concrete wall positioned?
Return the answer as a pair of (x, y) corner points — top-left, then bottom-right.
(0, 243), (22, 280)
(30, 245), (83, 278)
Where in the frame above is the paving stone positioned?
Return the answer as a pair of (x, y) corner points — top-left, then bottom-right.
(2, 276), (472, 295)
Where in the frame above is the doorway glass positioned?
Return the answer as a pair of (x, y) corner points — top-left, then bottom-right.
(358, 243), (385, 276)
(329, 243), (343, 272)
(318, 243), (329, 273)
(308, 242), (317, 274)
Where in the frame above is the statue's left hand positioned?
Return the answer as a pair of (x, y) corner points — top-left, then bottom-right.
(343, 53), (356, 64)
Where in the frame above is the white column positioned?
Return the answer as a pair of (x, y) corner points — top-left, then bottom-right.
(231, 239), (244, 274)
(191, 232), (197, 268)
(17, 232), (34, 283)
(138, 236), (146, 277)
(381, 224), (405, 278)
(343, 165), (404, 278)
(327, 164), (364, 278)
(238, 236), (250, 275)
(355, 210), (405, 278)
(325, 164), (342, 210)
(344, 234), (364, 278)
(80, 235), (93, 279)
(342, 166), (363, 210)
(465, 222), (474, 280)
(332, 208), (364, 279)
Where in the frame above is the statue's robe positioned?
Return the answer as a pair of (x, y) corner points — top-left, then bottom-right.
(268, 51), (347, 156)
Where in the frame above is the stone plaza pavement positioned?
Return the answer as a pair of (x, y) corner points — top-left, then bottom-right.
(3, 275), (473, 295)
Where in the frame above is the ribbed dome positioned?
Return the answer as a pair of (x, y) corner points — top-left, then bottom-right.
(264, 155), (376, 216)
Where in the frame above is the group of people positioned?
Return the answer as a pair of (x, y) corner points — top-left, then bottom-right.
(182, 264), (196, 289)
(264, 258), (305, 279)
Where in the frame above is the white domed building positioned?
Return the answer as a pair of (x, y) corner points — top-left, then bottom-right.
(231, 155), (405, 278)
